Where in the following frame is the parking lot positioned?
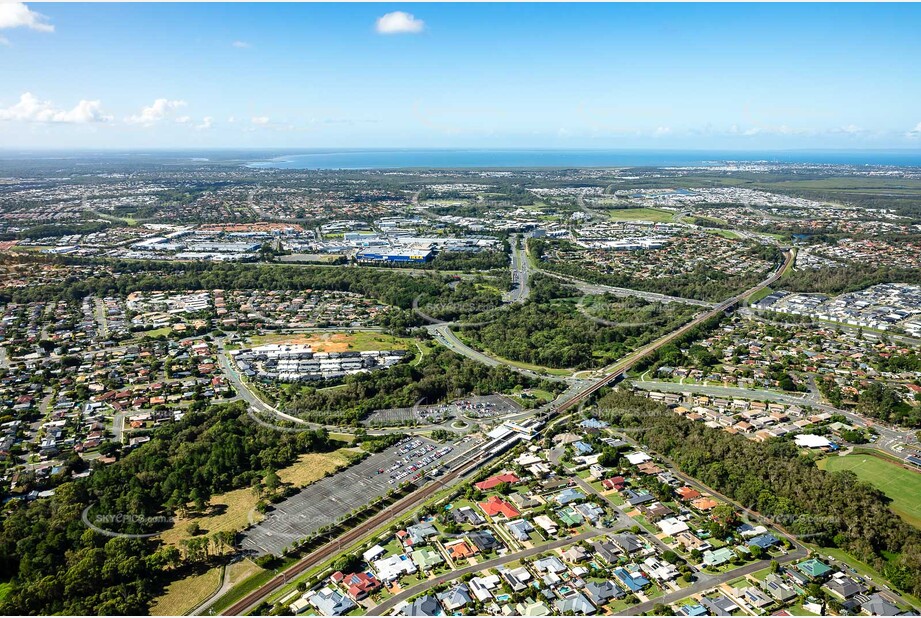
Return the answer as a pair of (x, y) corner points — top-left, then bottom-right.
(454, 394), (522, 419)
(239, 437), (467, 556)
(363, 403), (453, 426)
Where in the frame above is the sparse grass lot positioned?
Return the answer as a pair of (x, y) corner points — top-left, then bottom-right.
(159, 486), (262, 549)
(818, 454), (921, 529)
(136, 326), (172, 340)
(606, 207), (676, 223)
(149, 566), (222, 616)
(278, 449), (358, 488)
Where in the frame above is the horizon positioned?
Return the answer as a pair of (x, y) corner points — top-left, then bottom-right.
(2, 3), (920, 150)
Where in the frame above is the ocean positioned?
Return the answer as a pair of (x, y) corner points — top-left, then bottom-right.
(245, 149), (921, 170)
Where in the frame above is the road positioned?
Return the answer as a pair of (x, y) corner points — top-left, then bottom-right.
(548, 250), (795, 417)
(426, 323), (572, 384)
(740, 307), (921, 348)
(631, 379), (917, 461)
(219, 441), (498, 616)
(93, 297), (109, 338)
(538, 270), (716, 308)
(217, 251), (796, 613)
(619, 549), (807, 616)
(216, 340), (309, 427)
(507, 234), (531, 304)
(372, 528), (607, 615)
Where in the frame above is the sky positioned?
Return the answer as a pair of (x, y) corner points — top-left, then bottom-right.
(1, 2), (920, 150)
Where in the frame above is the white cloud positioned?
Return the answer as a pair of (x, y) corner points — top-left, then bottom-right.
(196, 117), (213, 131)
(0, 92), (111, 124)
(0, 2), (54, 34)
(175, 115), (191, 124)
(0, 35), (10, 47)
(232, 40), (251, 49)
(653, 126), (672, 137)
(126, 98), (187, 125)
(375, 11), (424, 34)
(833, 124), (863, 135)
(251, 116), (270, 125)
(907, 122), (921, 139)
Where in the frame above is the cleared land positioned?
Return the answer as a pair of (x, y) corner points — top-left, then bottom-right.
(149, 566), (222, 616)
(819, 454), (921, 529)
(153, 560), (263, 616)
(248, 331), (411, 353)
(278, 449), (358, 488)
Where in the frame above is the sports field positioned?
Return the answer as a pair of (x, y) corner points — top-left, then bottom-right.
(819, 454), (921, 529)
(606, 207), (675, 223)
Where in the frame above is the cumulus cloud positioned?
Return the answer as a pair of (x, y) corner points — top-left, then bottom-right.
(0, 92), (111, 124)
(0, 2), (54, 34)
(250, 116), (270, 125)
(376, 11), (424, 34)
(833, 124), (864, 136)
(126, 98), (187, 125)
(232, 40), (251, 48)
(196, 116), (214, 130)
(907, 122), (921, 139)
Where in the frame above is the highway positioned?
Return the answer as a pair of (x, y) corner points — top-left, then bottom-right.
(507, 234), (532, 304)
(547, 250), (796, 417)
(540, 270), (716, 308)
(426, 323), (573, 384)
(215, 251), (794, 615)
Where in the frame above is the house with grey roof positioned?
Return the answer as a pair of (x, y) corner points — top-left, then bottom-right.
(437, 583), (472, 612)
(533, 555), (567, 574)
(307, 587), (356, 616)
(584, 580), (624, 605)
(401, 594), (443, 616)
(554, 592), (595, 615)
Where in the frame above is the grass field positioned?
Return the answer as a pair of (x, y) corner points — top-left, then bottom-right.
(747, 286), (773, 304)
(248, 332), (412, 353)
(153, 560), (264, 615)
(135, 326), (172, 340)
(707, 228), (741, 239)
(149, 566), (222, 616)
(606, 207), (675, 223)
(818, 454), (921, 529)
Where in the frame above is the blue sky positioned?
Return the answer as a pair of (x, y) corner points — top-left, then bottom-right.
(1, 2), (920, 149)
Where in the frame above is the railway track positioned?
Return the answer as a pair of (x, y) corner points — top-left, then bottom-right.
(221, 451), (488, 615)
(550, 250), (792, 416)
(220, 250), (792, 615)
